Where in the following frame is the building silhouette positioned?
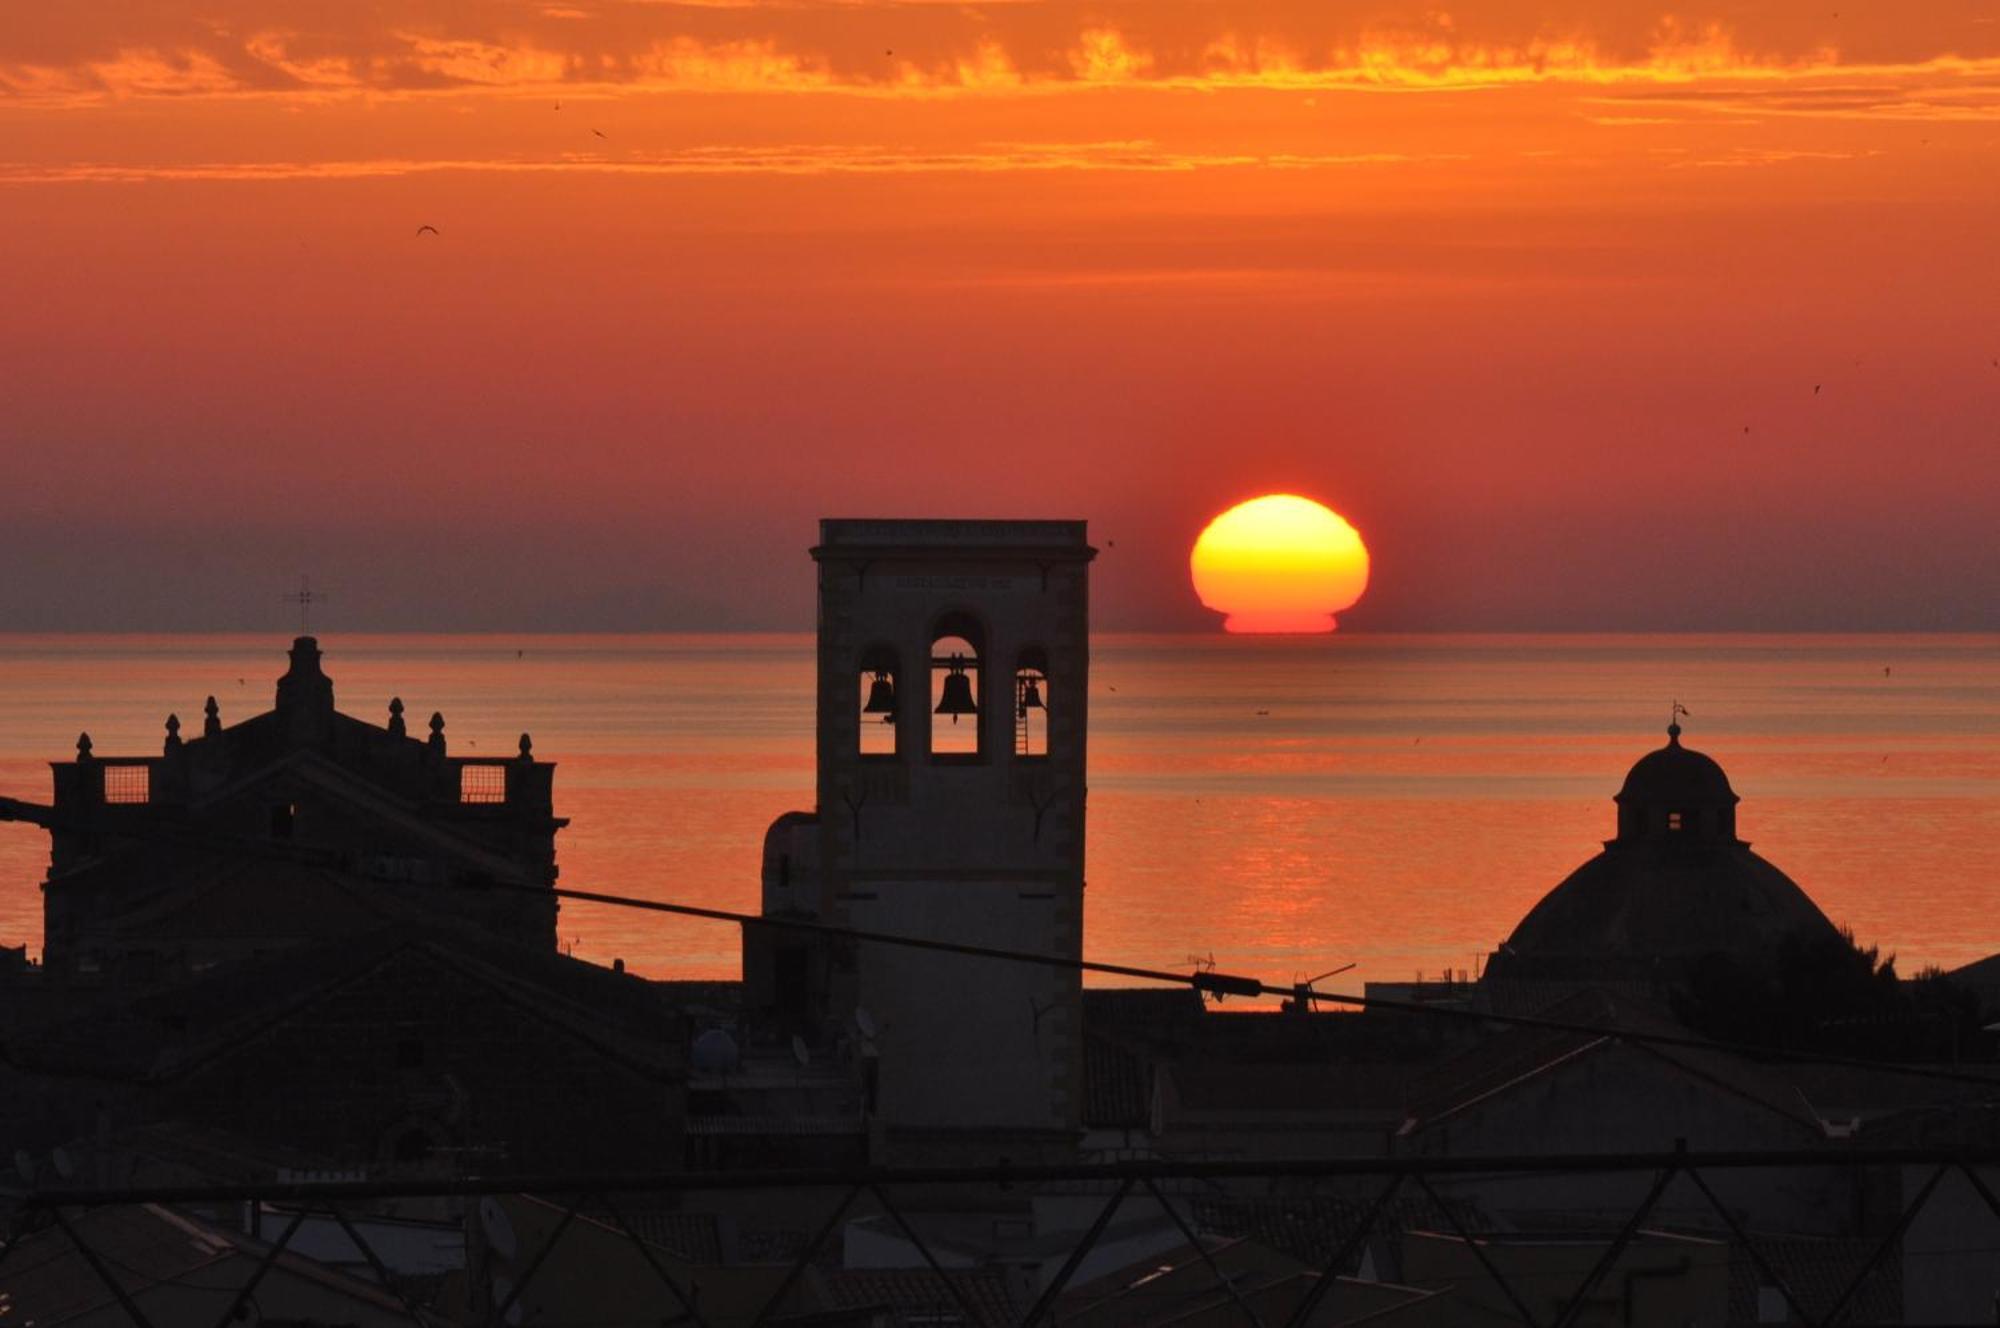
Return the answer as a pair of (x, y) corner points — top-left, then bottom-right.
(1483, 721), (1843, 985)
(20, 636), (563, 982)
(2, 564), (1996, 1324)
(748, 519), (1095, 1156)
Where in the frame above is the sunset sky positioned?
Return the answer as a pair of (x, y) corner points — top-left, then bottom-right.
(4, 1), (1997, 633)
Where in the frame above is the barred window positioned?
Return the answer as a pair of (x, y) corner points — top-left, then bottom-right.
(459, 765), (507, 804)
(103, 765), (150, 804)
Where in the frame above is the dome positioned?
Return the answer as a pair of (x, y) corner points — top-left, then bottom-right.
(1616, 723), (1737, 810)
(1486, 722), (1841, 985)
(1490, 847), (1842, 983)
(1612, 723), (1740, 846)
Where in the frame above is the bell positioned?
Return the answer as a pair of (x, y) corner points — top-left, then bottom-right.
(862, 671), (897, 717)
(1017, 675), (1045, 713)
(934, 658), (978, 723)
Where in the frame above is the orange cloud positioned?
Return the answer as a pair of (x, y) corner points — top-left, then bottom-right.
(3, 7), (1996, 108)
(0, 143), (1475, 185)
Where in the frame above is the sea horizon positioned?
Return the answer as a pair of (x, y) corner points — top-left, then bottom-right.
(3, 630), (1995, 997)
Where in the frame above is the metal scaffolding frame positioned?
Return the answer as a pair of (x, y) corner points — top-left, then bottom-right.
(5, 1146), (1998, 1328)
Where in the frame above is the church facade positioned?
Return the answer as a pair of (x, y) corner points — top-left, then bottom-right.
(18, 636), (564, 981)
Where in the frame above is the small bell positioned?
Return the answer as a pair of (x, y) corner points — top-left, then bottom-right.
(863, 670), (898, 719)
(1016, 674), (1045, 718)
(934, 656), (978, 723)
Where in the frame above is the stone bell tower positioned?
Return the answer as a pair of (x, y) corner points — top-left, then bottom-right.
(751, 520), (1094, 1153)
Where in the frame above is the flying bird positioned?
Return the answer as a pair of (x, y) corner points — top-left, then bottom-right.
(592, 128), (607, 139)
(1813, 384), (1821, 395)
(416, 224), (439, 237)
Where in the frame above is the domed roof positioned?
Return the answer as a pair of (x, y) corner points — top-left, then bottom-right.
(1616, 723), (1737, 809)
(1486, 721), (1839, 985)
(1490, 846), (1841, 982)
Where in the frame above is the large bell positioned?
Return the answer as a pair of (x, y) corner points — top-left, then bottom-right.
(862, 670), (897, 718)
(934, 658), (978, 723)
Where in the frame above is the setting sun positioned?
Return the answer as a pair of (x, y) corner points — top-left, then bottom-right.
(1190, 494), (1371, 634)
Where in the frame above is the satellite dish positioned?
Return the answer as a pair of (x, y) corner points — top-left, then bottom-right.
(50, 1147), (75, 1181)
(691, 1027), (740, 1075)
(791, 1035), (811, 1068)
(854, 1006), (879, 1040)
(479, 1196), (519, 1263)
(490, 1276), (524, 1326)
(13, 1149), (34, 1183)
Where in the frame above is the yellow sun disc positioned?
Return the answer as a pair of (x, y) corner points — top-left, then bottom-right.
(1190, 494), (1371, 633)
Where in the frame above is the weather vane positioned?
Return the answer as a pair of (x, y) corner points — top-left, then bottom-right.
(283, 576), (328, 634)
(1670, 699), (1690, 731)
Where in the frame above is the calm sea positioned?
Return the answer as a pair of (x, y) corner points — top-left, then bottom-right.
(1, 633), (1994, 996)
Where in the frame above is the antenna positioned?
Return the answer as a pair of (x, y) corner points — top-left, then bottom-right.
(1289, 962), (1357, 1013)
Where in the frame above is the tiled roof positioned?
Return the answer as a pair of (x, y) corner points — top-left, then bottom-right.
(1399, 986), (1824, 1137)
(1083, 1035), (1149, 1128)
(1192, 1195), (1487, 1274)
(1727, 1234), (1901, 1324)
(580, 1205), (725, 1264)
(1058, 1235), (1440, 1328)
(818, 1266), (1021, 1328)
(0, 1203), (408, 1325)
(1399, 987), (1615, 1129)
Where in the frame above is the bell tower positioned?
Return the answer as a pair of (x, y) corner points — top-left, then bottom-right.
(752, 519), (1095, 1154)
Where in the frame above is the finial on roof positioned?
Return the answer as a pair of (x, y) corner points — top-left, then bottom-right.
(203, 696), (221, 738)
(518, 732), (534, 762)
(283, 576), (326, 635)
(164, 713), (182, 753)
(428, 711), (446, 755)
(1668, 700), (1690, 744)
(387, 696), (406, 738)
(76, 732), (93, 761)
(277, 637), (335, 718)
